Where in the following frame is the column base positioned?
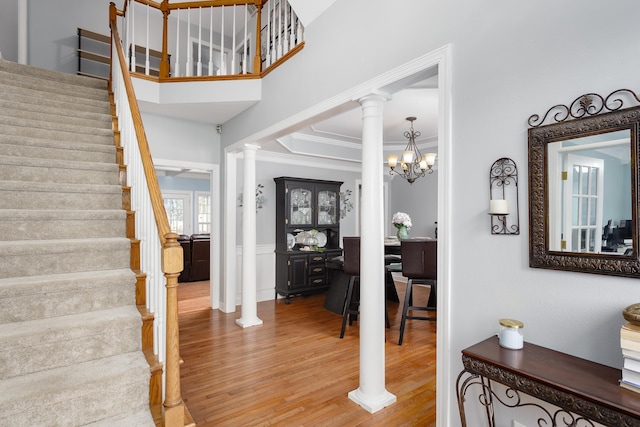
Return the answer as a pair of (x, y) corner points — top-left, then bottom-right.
(235, 317), (263, 328)
(348, 387), (397, 413)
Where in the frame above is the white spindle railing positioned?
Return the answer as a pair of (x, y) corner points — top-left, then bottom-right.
(145, 3), (150, 75)
(130, 0), (135, 72)
(111, 33), (166, 374)
(175, 8), (180, 77)
(120, 0), (303, 79)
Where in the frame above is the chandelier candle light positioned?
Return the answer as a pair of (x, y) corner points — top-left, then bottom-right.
(392, 212), (412, 240)
(387, 117), (437, 184)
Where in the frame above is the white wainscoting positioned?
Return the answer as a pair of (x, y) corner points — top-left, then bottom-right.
(235, 244), (276, 305)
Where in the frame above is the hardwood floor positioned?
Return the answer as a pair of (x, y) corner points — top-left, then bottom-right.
(178, 280), (436, 426)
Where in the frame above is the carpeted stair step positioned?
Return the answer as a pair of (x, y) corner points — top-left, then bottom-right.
(0, 133), (116, 163)
(0, 90), (111, 121)
(0, 98), (112, 130)
(0, 82), (111, 115)
(0, 115), (113, 140)
(0, 58), (107, 90)
(0, 117), (113, 144)
(0, 209), (126, 240)
(0, 181), (122, 210)
(0, 352), (152, 427)
(0, 305), (142, 380)
(84, 409), (156, 427)
(0, 237), (131, 279)
(0, 269), (136, 323)
(0, 69), (108, 101)
(0, 155), (119, 185)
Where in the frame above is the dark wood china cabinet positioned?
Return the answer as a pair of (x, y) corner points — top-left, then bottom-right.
(274, 177), (342, 303)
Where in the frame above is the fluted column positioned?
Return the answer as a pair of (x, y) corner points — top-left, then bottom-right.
(348, 94), (397, 413)
(236, 143), (263, 328)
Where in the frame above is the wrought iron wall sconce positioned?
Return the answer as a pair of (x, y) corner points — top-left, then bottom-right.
(489, 158), (519, 235)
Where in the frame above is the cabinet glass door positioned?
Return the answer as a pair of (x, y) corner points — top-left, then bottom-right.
(290, 187), (313, 225)
(317, 190), (338, 225)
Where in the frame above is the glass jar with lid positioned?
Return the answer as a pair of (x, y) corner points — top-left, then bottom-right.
(498, 318), (524, 349)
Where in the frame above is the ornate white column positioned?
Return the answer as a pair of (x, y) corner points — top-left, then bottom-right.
(236, 144), (263, 328)
(348, 94), (396, 413)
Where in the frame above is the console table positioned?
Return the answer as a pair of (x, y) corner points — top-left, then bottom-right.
(456, 336), (640, 426)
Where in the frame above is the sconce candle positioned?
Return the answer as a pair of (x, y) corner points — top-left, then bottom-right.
(489, 199), (509, 215)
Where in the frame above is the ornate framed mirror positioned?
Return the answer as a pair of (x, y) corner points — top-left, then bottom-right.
(528, 89), (640, 277)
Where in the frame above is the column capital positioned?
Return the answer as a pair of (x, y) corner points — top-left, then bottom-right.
(243, 143), (261, 152)
(357, 91), (391, 106)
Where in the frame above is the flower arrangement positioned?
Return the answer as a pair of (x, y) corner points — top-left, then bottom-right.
(392, 212), (412, 230)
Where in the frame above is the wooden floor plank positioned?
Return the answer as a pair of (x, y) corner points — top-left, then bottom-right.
(178, 280), (437, 426)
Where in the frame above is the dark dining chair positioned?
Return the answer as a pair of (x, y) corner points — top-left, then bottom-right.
(398, 238), (437, 345)
(340, 237), (390, 338)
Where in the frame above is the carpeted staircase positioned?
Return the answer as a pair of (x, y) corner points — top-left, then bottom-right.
(0, 59), (154, 426)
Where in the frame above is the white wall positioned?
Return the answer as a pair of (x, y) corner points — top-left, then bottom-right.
(28, 0), (109, 73)
(386, 172), (438, 238)
(142, 112), (220, 165)
(219, 0), (640, 424)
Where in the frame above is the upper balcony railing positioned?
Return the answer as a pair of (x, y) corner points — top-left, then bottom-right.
(115, 0), (304, 82)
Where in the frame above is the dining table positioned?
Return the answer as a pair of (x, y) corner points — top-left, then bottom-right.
(322, 238), (403, 315)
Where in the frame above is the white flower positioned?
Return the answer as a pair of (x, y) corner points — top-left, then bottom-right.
(392, 212), (412, 229)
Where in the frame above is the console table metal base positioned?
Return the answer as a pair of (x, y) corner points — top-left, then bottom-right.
(456, 337), (640, 427)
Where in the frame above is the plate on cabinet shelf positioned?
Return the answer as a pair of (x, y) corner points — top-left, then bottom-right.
(287, 233), (296, 249)
(316, 232), (327, 247)
(319, 211), (330, 224)
(292, 211), (304, 223)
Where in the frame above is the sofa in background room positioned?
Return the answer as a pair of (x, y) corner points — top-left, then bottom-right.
(177, 234), (210, 282)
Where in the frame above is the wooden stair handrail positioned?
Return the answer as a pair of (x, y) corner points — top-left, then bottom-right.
(109, 4), (171, 245)
(110, 3), (185, 426)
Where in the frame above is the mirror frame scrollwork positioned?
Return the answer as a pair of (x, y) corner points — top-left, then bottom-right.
(528, 89), (640, 277)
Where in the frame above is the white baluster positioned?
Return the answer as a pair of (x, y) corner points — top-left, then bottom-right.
(243, 4), (247, 74)
(289, 4), (295, 49)
(208, 7), (213, 76)
(219, 5), (225, 76)
(126, 0), (132, 70)
(174, 8), (180, 77)
(197, 7), (202, 76)
(276, 0), (282, 59)
(231, 5), (236, 74)
(265, 0), (271, 66)
(271, 1), (276, 63)
(131, 0), (136, 72)
(186, 8), (192, 77)
(283, 2), (288, 54)
(145, 3), (150, 75)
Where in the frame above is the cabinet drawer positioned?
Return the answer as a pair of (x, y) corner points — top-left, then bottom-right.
(308, 253), (326, 264)
(308, 264), (326, 276)
(309, 275), (326, 287)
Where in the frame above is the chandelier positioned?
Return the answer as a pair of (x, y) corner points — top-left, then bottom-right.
(387, 117), (436, 184)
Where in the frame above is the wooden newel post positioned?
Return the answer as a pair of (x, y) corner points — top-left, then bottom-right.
(159, 0), (170, 79)
(162, 232), (184, 426)
(253, 0), (263, 74)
